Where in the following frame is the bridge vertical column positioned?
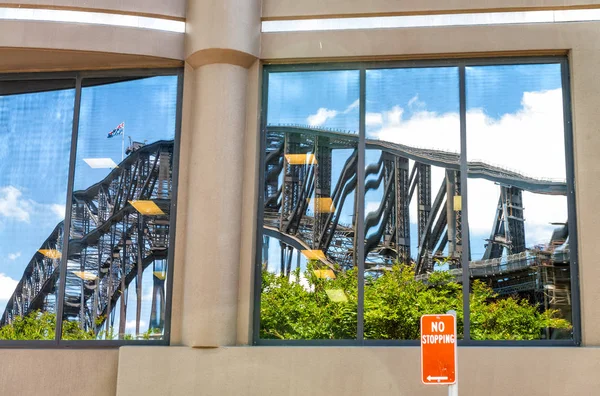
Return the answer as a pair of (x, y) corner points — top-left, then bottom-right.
(417, 163), (432, 268)
(395, 157), (410, 263)
(382, 153), (396, 251)
(179, 0), (260, 347)
(506, 187), (526, 254)
(280, 133), (303, 233)
(446, 170), (462, 263)
(313, 136), (332, 249)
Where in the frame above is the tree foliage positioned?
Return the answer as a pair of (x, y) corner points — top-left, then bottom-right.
(0, 311), (94, 340)
(0, 311), (163, 341)
(260, 264), (571, 340)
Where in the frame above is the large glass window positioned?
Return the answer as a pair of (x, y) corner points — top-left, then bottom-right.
(256, 58), (578, 345)
(0, 71), (181, 344)
(259, 71), (360, 340)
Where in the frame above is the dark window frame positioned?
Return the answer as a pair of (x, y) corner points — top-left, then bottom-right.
(0, 68), (184, 348)
(253, 56), (581, 347)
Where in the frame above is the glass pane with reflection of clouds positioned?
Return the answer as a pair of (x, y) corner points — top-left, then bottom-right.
(364, 67), (463, 340)
(0, 79), (75, 340)
(466, 64), (572, 341)
(260, 70), (359, 340)
(62, 75), (178, 341)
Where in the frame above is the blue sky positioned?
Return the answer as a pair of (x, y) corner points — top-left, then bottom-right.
(264, 64), (568, 270)
(0, 75), (178, 335)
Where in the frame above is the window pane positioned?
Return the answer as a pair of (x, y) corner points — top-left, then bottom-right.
(364, 67), (464, 340)
(62, 75), (178, 340)
(0, 79), (75, 340)
(260, 70), (359, 340)
(466, 64), (573, 340)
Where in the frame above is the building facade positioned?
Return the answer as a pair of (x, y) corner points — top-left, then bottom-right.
(0, 1), (600, 395)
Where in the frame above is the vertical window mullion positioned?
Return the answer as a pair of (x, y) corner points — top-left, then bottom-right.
(253, 68), (270, 345)
(561, 59), (582, 345)
(357, 68), (366, 343)
(162, 69), (185, 344)
(55, 74), (82, 344)
(458, 65), (471, 342)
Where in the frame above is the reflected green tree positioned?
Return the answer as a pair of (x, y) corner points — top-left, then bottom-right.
(260, 263), (570, 340)
(0, 311), (94, 340)
(0, 311), (164, 340)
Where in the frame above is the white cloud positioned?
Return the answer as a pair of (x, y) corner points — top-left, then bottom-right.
(366, 113), (383, 126)
(0, 186), (67, 225)
(8, 252), (21, 260)
(0, 186), (32, 222)
(50, 204), (66, 219)
(368, 89), (567, 248)
(466, 89), (565, 180)
(0, 273), (18, 302)
(307, 108), (338, 126)
(306, 100), (359, 126)
(373, 107), (460, 152)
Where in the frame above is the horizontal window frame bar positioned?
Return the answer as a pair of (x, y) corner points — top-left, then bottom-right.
(254, 339), (579, 347)
(263, 55), (566, 74)
(0, 67), (181, 82)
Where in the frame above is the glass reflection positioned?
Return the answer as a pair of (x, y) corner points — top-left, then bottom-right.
(466, 64), (572, 340)
(62, 75), (178, 340)
(0, 79), (75, 340)
(260, 71), (359, 340)
(363, 67), (463, 340)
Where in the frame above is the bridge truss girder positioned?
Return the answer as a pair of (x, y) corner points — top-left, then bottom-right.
(1, 141), (174, 339)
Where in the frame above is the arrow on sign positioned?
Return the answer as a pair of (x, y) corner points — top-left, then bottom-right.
(427, 376), (449, 382)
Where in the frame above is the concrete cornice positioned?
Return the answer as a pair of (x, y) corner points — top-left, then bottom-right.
(186, 48), (257, 69)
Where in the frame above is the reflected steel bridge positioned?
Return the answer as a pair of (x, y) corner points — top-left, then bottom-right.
(1, 140), (174, 337)
(263, 125), (570, 309)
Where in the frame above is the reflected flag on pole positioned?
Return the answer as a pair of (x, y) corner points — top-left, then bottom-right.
(107, 122), (125, 138)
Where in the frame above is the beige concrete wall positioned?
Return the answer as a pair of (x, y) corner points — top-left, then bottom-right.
(0, 0), (186, 18)
(0, 349), (118, 396)
(116, 346), (600, 395)
(0, 20), (184, 60)
(263, 0), (600, 18)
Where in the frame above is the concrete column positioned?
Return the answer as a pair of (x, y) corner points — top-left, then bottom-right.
(178, 0), (260, 347)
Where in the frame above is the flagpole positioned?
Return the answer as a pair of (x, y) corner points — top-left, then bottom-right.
(121, 122), (125, 161)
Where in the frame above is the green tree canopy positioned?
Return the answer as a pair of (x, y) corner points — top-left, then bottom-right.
(260, 264), (570, 340)
(0, 311), (94, 340)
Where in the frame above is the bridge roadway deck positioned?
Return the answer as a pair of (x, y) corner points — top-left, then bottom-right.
(268, 125), (567, 195)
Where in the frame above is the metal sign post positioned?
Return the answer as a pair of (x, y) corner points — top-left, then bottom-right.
(447, 311), (458, 396)
(421, 312), (458, 393)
